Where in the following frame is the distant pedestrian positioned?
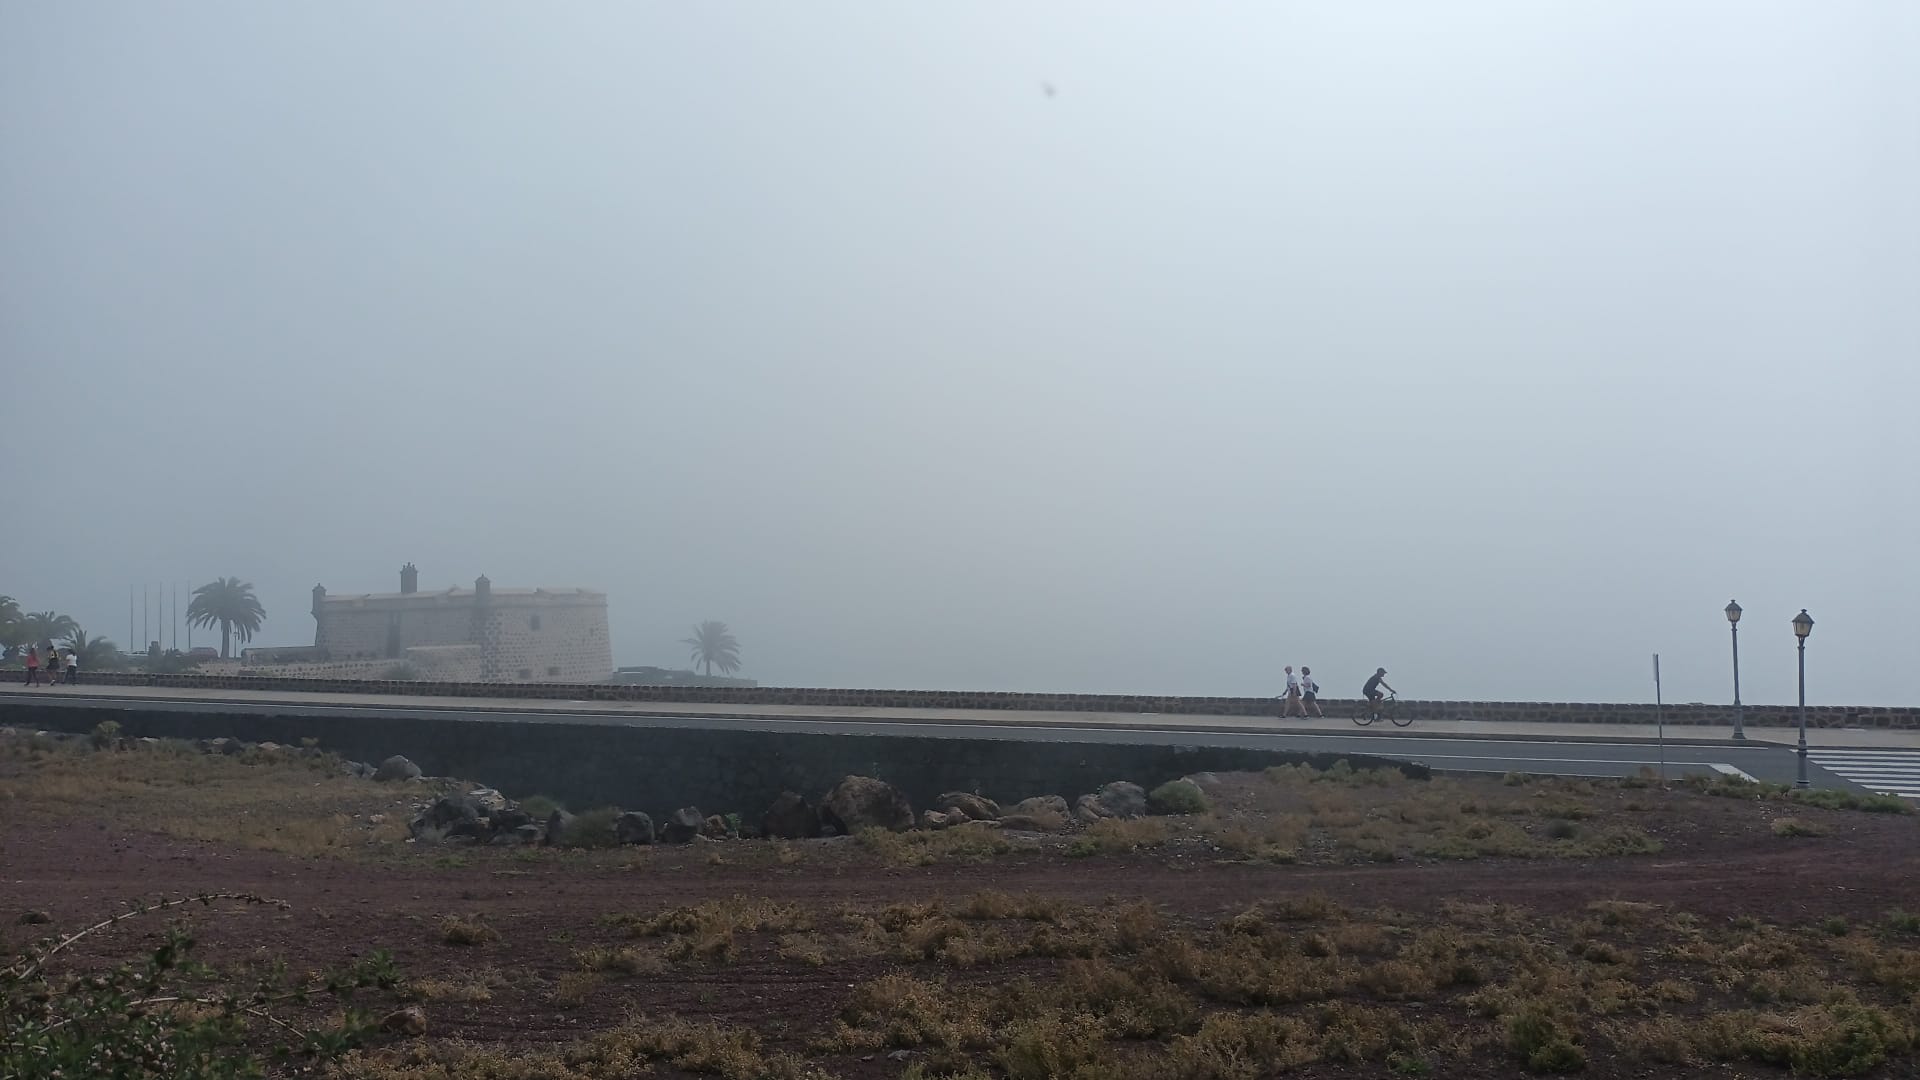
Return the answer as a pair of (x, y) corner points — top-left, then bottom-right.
(1301, 666), (1323, 717)
(23, 646), (42, 687)
(65, 649), (79, 684)
(1281, 665), (1304, 717)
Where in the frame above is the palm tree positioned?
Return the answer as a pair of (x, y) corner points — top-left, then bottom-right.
(0, 596), (21, 659)
(186, 577), (266, 659)
(20, 611), (78, 651)
(61, 629), (125, 670)
(680, 620), (742, 677)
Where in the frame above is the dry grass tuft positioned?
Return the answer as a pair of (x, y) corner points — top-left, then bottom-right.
(439, 914), (498, 947)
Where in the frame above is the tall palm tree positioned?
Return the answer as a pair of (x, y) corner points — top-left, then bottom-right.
(186, 577), (266, 659)
(20, 611), (78, 651)
(680, 620), (742, 677)
(0, 596), (21, 659)
(61, 629), (124, 670)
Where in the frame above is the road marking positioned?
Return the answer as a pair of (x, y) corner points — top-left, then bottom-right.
(1710, 763), (1758, 781)
(1807, 750), (1920, 799)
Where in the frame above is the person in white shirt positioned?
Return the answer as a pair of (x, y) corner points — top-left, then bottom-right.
(65, 649), (79, 684)
(1300, 666), (1322, 717)
(1281, 666), (1303, 717)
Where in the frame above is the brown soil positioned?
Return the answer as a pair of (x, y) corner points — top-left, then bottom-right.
(5, 768), (1919, 1078)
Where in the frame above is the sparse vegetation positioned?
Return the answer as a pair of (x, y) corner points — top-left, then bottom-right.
(2, 894), (401, 1080)
(8, 731), (1918, 1078)
(440, 914), (498, 946)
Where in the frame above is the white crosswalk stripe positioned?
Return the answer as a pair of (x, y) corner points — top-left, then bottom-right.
(1806, 750), (1920, 800)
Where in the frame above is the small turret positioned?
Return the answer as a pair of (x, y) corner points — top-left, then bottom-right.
(311, 584), (327, 617)
(400, 562), (419, 594)
(474, 574), (491, 603)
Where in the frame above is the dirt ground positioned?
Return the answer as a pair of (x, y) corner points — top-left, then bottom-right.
(4, 740), (1920, 1078)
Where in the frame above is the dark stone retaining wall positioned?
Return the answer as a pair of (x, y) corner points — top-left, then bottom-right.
(0, 700), (1427, 821)
(56, 671), (1920, 729)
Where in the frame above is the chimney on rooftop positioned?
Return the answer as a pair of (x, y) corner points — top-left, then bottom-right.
(400, 562), (419, 594)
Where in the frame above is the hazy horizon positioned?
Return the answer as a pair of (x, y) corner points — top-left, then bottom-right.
(4, 4), (1914, 705)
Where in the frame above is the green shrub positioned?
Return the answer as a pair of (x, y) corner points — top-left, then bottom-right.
(1147, 779), (1210, 816)
(518, 794), (565, 822)
(89, 720), (122, 750)
(1506, 1008), (1584, 1073)
(552, 806), (622, 848)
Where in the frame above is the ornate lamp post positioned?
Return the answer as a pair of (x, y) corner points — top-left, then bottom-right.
(1725, 600), (1745, 741)
(1792, 609), (1814, 788)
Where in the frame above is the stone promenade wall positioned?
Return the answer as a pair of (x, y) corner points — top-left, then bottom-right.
(61, 672), (1920, 729)
(3, 701), (1427, 819)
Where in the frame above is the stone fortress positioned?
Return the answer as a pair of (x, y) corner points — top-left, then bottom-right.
(226, 564), (613, 683)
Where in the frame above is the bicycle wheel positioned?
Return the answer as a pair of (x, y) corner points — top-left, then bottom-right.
(1352, 705), (1376, 727)
(1389, 707), (1414, 728)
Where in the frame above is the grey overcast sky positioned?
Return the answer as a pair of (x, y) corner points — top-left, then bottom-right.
(2, 3), (1914, 704)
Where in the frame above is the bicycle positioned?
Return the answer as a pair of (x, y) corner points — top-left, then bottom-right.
(1352, 691), (1412, 728)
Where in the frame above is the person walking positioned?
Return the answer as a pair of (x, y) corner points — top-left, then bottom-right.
(1281, 665), (1304, 717)
(23, 645), (42, 687)
(1300, 666), (1323, 717)
(64, 648), (79, 684)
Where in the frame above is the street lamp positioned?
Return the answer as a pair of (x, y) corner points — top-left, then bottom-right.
(1725, 601), (1745, 741)
(1793, 609), (1814, 788)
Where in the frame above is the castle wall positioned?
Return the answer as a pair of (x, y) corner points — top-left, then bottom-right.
(306, 587), (611, 683)
(478, 598), (612, 683)
(315, 600), (478, 660)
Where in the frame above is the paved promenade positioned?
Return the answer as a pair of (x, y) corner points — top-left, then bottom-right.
(2, 681), (1914, 749)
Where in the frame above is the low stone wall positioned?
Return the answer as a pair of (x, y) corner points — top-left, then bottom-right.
(2, 700), (1428, 820)
(59, 671), (1920, 729)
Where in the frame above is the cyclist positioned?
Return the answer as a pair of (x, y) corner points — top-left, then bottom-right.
(1361, 668), (1395, 716)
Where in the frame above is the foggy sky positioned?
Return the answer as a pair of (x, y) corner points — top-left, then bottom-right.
(4, 4), (1914, 705)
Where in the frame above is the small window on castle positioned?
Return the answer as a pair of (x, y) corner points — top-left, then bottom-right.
(546, 665), (560, 677)
(530, 615), (542, 631)
(518, 668), (532, 680)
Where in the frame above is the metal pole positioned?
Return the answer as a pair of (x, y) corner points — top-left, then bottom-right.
(1796, 638), (1809, 787)
(1653, 653), (1665, 783)
(1730, 622), (1746, 740)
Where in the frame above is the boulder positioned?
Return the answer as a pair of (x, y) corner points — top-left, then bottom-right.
(512, 823), (545, 845)
(936, 792), (1001, 821)
(762, 791), (820, 839)
(374, 755), (422, 782)
(445, 819), (490, 843)
(491, 808), (534, 834)
(341, 760), (376, 780)
(1073, 794), (1114, 825)
(920, 810), (956, 830)
(615, 811), (656, 845)
(409, 794), (482, 839)
(661, 807), (706, 844)
(998, 811), (1068, 832)
(467, 788), (510, 813)
(1095, 781), (1148, 819)
(1007, 795), (1069, 819)
(543, 809), (574, 846)
(821, 776), (914, 834)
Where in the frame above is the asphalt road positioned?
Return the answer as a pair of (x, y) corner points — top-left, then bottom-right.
(5, 689), (1871, 793)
